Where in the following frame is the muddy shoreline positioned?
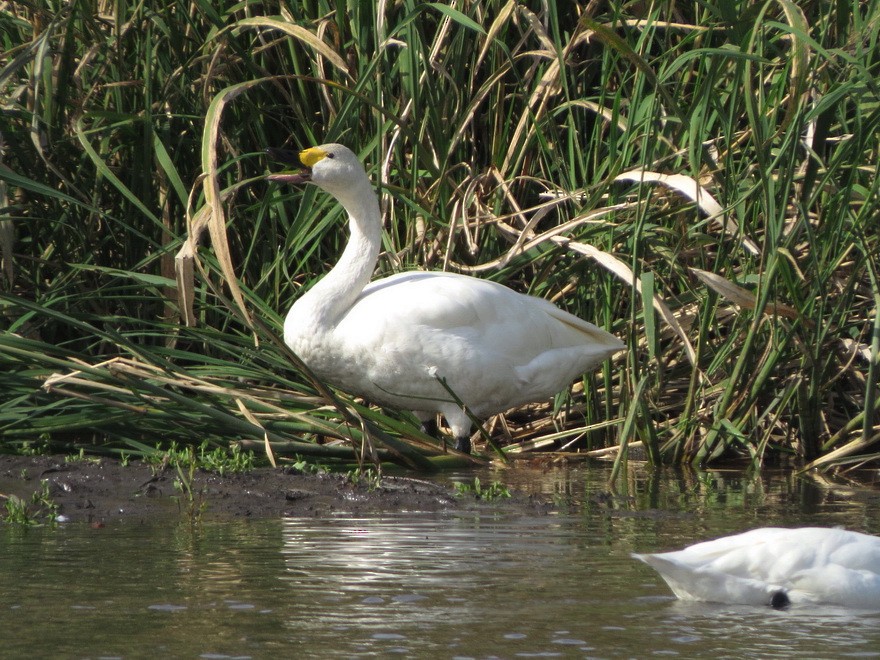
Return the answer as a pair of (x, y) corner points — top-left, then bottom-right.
(0, 455), (551, 524)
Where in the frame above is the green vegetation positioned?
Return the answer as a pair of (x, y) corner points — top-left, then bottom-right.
(141, 441), (254, 519)
(2, 480), (59, 525)
(66, 447), (100, 463)
(194, 441), (255, 476)
(168, 444), (209, 521)
(291, 455), (329, 475)
(142, 441), (256, 475)
(453, 477), (511, 501)
(2, 2), (879, 472)
(347, 466), (383, 491)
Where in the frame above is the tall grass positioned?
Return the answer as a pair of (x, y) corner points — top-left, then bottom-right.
(1, 1), (879, 472)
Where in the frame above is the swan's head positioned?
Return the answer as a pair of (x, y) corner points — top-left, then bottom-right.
(268, 143), (369, 198)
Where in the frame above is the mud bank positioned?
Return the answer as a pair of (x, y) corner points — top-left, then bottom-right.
(0, 455), (550, 524)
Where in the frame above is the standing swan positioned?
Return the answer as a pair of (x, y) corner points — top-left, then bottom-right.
(633, 527), (880, 608)
(268, 144), (624, 453)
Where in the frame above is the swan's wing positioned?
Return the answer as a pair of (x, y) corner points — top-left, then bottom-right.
(351, 271), (623, 361)
(346, 272), (623, 406)
(317, 271), (624, 428)
(788, 564), (880, 608)
(671, 527), (810, 577)
(354, 272), (512, 334)
(822, 528), (880, 571)
(789, 529), (880, 607)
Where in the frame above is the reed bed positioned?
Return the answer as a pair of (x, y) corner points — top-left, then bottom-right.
(1, 1), (879, 471)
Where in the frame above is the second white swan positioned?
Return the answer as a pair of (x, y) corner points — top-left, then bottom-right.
(633, 527), (880, 608)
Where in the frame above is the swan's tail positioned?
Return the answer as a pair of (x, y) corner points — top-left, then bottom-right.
(633, 552), (786, 607)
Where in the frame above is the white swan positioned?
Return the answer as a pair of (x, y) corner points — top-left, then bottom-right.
(268, 144), (624, 453)
(633, 527), (880, 608)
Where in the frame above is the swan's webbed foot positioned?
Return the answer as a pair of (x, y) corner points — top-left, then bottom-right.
(769, 590), (790, 609)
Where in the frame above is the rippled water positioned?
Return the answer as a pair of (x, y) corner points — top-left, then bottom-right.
(2, 464), (880, 658)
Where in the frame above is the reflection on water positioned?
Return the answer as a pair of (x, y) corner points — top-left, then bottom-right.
(279, 514), (589, 655)
(2, 464), (880, 658)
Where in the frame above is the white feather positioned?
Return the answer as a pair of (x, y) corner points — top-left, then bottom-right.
(634, 527), (880, 608)
(274, 144), (624, 448)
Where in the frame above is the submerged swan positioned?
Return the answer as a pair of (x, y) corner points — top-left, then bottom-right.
(268, 144), (624, 453)
(633, 527), (880, 608)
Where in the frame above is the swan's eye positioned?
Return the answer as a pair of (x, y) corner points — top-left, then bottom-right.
(326, 152), (335, 159)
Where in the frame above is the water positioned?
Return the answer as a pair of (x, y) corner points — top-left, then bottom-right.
(2, 464), (880, 658)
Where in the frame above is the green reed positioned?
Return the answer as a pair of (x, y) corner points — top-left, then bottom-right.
(1, 1), (878, 471)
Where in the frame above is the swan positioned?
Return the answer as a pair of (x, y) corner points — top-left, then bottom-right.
(633, 527), (880, 609)
(268, 144), (624, 453)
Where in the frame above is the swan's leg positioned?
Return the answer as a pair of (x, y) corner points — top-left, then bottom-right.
(454, 435), (472, 454)
(416, 413), (449, 451)
(419, 417), (439, 439)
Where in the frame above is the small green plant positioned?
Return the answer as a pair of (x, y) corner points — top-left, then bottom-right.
(695, 472), (718, 492)
(19, 438), (51, 457)
(197, 441), (254, 476)
(291, 455), (329, 474)
(170, 446), (207, 523)
(66, 448), (101, 464)
(145, 441), (255, 476)
(143, 444), (171, 474)
(453, 477), (511, 501)
(33, 480), (59, 522)
(3, 495), (32, 525)
(347, 467), (382, 491)
(2, 480), (59, 525)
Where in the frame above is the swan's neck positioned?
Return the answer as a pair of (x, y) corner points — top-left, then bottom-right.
(294, 181), (381, 329)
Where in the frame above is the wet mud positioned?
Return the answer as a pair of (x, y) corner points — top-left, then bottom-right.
(0, 455), (547, 524)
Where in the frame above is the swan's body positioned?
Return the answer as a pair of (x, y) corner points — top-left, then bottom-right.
(269, 144), (624, 452)
(634, 527), (880, 608)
